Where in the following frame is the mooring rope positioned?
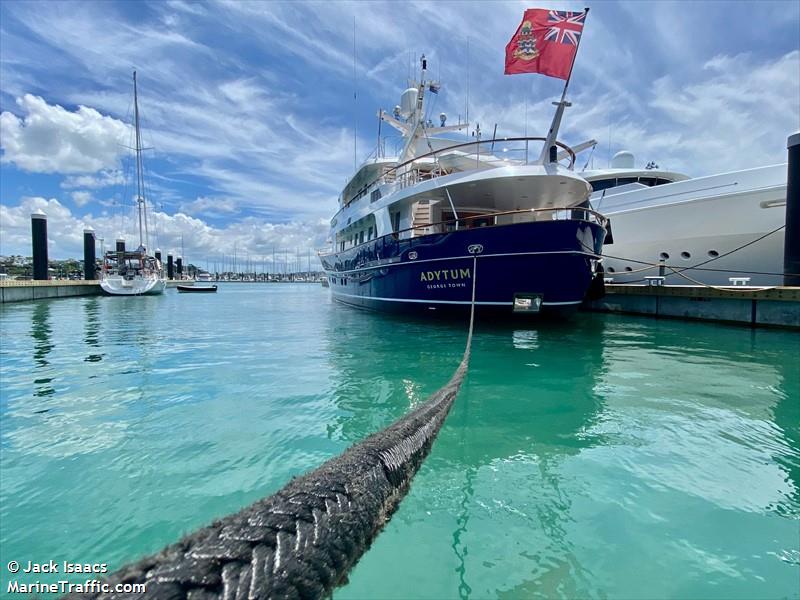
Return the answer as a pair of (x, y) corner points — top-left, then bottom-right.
(67, 257), (479, 600)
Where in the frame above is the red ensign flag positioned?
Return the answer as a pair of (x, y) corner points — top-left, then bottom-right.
(504, 9), (586, 79)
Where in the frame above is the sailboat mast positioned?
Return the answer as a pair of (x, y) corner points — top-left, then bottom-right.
(133, 71), (148, 248)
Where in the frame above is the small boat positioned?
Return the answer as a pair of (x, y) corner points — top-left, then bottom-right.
(177, 284), (217, 293)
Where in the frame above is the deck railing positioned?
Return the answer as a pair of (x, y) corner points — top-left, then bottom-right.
(340, 136), (578, 209)
(320, 206), (606, 257)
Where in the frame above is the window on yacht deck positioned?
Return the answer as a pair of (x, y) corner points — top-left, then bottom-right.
(368, 226), (374, 240)
(590, 178), (617, 192)
(391, 211), (401, 233)
(359, 231), (365, 245)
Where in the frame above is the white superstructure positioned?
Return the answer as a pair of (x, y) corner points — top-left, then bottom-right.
(327, 56), (593, 256)
(583, 152), (787, 286)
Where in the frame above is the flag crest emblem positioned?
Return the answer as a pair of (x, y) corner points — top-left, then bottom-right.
(512, 20), (540, 61)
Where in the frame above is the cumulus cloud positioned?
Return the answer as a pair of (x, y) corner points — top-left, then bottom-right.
(0, 95), (131, 173)
(61, 169), (127, 189)
(178, 196), (239, 217)
(0, 197), (329, 266)
(70, 191), (93, 207)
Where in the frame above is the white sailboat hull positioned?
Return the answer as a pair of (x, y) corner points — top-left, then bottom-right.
(100, 275), (166, 296)
(595, 164), (787, 286)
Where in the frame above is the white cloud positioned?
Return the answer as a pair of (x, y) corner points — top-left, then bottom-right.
(61, 169), (127, 189)
(0, 95), (131, 173)
(179, 196), (238, 217)
(0, 197), (329, 266)
(70, 191), (93, 207)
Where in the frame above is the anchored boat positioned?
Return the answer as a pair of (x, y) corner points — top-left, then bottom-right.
(100, 71), (166, 296)
(319, 55), (609, 315)
(177, 284), (217, 293)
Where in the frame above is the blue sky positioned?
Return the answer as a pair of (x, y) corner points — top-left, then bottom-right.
(1, 0), (798, 264)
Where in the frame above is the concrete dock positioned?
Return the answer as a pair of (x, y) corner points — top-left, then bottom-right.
(586, 284), (800, 329)
(0, 279), (191, 303)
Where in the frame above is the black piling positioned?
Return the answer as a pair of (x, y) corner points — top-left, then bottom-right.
(784, 132), (800, 287)
(31, 211), (48, 280)
(154, 248), (162, 262)
(167, 255), (174, 280)
(115, 238), (125, 252)
(83, 228), (96, 281)
(176, 257), (183, 278)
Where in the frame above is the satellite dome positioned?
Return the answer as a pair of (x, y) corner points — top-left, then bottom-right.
(399, 88), (417, 118)
(611, 151), (635, 169)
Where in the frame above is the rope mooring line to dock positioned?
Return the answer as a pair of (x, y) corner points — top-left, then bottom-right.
(67, 258), (479, 600)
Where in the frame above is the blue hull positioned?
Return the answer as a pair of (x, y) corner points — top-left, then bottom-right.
(320, 219), (606, 316)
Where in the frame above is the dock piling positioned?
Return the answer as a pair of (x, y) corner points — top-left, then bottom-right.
(31, 211), (48, 280)
(167, 254), (174, 280)
(83, 228), (96, 280)
(784, 132), (800, 286)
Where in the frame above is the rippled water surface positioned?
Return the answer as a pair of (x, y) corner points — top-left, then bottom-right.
(1, 284), (798, 599)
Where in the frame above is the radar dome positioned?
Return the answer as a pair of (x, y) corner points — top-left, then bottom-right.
(611, 151), (635, 169)
(399, 88), (417, 118)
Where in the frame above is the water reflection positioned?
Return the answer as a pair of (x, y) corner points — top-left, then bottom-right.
(323, 309), (469, 443)
(31, 301), (54, 398)
(83, 297), (103, 363)
(442, 318), (608, 598)
(335, 313), (799, 599)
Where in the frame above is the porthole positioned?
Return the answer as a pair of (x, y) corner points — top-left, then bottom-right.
(607, 267), (616, 273)
(624, 267), (633, 272)
(708, 250), (719, 258)
(681, 251), (691, 260)
(659, 252), (670, 260)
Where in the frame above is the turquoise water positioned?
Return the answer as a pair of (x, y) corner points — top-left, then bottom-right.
(0, 284), (798, 599)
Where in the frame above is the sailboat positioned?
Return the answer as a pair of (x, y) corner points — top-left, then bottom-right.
(100, 71), (166, 296)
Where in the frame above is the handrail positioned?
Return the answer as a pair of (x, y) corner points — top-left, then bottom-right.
(339, 136), (578, 209)
(320, 206), (606, 257)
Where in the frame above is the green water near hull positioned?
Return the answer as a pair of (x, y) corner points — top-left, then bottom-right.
(0, 284), (797, 599)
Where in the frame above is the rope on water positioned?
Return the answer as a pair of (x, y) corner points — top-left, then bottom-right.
(67, 257), (479, 600)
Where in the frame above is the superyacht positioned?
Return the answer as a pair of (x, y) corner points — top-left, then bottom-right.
(319, 56), (610, 315)
(583, 150), (786, 286)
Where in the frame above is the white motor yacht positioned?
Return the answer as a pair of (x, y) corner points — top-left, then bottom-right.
(583, 151), (787, 286)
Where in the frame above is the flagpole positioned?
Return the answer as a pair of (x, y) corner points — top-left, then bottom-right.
(538, 7), (590, 164)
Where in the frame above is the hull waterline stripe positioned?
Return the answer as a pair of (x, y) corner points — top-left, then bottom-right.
(330, 290), (581, 306)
